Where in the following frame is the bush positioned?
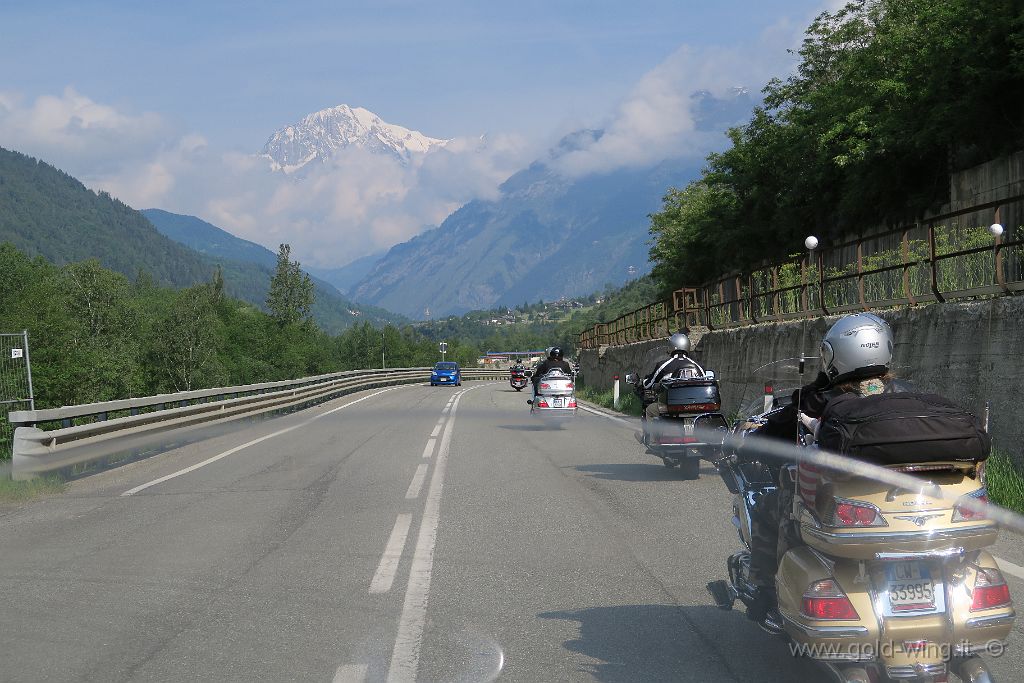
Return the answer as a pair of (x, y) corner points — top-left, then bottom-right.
(986, 449), (1024, 515)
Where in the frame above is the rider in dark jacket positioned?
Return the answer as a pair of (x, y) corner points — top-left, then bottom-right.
(532, 347), (573, 392)
(639, 333), (707, 421)
(746, 313), (909, 629)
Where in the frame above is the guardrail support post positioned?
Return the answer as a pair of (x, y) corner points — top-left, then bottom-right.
(928, 221), (946, 303)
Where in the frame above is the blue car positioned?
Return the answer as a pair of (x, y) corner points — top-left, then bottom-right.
(430, 362), (461, 386)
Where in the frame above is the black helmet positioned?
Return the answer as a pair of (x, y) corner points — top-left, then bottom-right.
(549, 347), (564, 360)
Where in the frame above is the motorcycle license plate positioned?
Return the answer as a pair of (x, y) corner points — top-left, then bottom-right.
(886, 562), (936, 612)
(550, 397), (565, 407)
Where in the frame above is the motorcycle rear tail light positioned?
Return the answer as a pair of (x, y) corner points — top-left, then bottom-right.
(952, 488), (988, 523)
(829, 499), (887, 527)
(568, 399), (577, 408)
(567, 383), (574, 389)
(536, 400), (549, 408)
(971, 568), (1012, 611)
(801, 579), (859, 620)
(540, 383), (550, 389)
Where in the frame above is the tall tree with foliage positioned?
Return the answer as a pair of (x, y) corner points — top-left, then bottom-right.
(267, 243), (314, 327)
(648, 0), (1024, 291)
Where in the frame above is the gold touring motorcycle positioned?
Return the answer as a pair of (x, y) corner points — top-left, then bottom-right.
(707, 360), (1014, 682)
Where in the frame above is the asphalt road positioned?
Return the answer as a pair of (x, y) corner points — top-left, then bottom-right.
(2, 381), (1023, 682)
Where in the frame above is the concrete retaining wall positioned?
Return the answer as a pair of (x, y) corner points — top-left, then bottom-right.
(580, 297), (1024, 464)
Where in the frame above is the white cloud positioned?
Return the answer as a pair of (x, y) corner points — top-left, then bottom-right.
(0, 87), (535, 268)
(551, 4), (829, 178)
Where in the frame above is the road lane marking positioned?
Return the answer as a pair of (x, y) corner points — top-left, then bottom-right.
(387, 385), (479, 682)
(404, 464), (429, 500)
(421, 438), (436, 459)
(995, 555), (1024, 582)
(370, 514), (414, 594)
(121, 387), (398, 496)
(333, 663), (368, 682)
(430, 422), (442, 438)
(577, 403), (634, 428)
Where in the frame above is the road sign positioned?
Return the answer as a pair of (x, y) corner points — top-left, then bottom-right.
(11, 348), (23, 359)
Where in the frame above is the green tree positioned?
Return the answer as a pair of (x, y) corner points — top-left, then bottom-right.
(267, 243), (314, 327)
(149, 283), (225, 391)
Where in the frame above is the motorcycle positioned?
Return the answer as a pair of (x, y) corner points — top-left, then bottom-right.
(706, 359), (1014, 682)
(624, 367), (728, 480)
(510, 368), (529, 392)
(526, 368), (577, 424)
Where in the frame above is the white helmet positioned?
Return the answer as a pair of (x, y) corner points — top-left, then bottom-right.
(820, 313), (893, 383)
(668, 332), (691, 355)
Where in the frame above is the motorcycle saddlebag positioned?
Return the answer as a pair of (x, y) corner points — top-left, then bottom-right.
(817, 392), (990, 464)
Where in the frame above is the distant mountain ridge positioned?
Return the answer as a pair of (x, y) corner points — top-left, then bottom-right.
(0, 146), (401, 333)
(347, 89), (756, 318)
(141, 209), (406, 330)
(262, 104), (448, 172)
(142, 209), (278, 269)
(307, 252), (385, 296)
(0, 147), (212, 288)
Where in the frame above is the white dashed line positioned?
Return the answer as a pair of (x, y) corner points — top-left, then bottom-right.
(421, 438), (436, 459)
(333, 663), (368, 682)
(369, 514), (413, 595)
(404, 463), (429, 500)
(386, 385), (480, 682)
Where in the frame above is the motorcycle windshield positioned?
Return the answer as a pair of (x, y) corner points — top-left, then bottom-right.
(735, 357), (820, 419)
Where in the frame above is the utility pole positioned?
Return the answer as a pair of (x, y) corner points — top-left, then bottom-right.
(381, 330), (386, 369)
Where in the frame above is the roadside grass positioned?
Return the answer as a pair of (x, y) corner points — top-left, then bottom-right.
(0, 475), (66, 503)
(576, 385), (644, 417)
(986, 449), (1024, 515)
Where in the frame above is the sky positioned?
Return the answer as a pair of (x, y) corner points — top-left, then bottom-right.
(0, 0), (835, 268)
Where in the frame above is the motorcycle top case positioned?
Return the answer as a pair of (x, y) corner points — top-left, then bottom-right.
(817, 392), (990, 464)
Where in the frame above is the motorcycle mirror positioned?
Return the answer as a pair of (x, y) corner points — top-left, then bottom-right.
(526, 399), (533, 405)
(704, 371), (716, 380)
(625, 373), (638, 385)
(524, 370), (533, 377)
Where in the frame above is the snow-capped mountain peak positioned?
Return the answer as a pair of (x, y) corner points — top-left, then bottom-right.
(262, 104), (449, 173)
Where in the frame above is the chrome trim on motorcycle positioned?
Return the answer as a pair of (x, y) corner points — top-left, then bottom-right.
(965, 611), (1016, 629)
(886, 662), (947, 679)
(803, 525), (994, 546)
(779, 610), (869, 639)
(874, 547), (964, 561)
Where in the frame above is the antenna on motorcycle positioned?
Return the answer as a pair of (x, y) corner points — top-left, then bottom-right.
(796, 235), (819, 445)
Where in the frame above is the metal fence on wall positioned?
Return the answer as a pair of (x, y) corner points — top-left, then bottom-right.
(579, 196), (1024, 349)
(0, 331), (35, 460)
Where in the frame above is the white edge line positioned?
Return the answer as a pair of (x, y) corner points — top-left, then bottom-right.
(430, 423), (442, 438)
(578, 403), (634, 428)
(421, 438), (437, 459)
(333, 662), (369, 683)
(404, 463), (429, 500)
(995, 555), (1024, 582)
(369, 513), (414, 594)
(387, 385), (477, 682)
(121, 387), (397, 496)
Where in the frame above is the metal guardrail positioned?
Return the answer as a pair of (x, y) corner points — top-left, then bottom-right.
(579, 195), (1024, 348)
(9, 367), (507, 479)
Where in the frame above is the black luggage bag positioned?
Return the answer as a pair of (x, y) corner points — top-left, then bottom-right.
(817, 392), (990, 464)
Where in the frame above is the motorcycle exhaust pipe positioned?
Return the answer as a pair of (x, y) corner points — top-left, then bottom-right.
(954, 656), (994, 683)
